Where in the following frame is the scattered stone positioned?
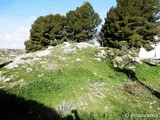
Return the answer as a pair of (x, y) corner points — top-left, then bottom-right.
(8, 79), (28, 88)
(61, 42), (77, 54)
(58, 56), (66, 61)
(63, 42), (71, 48)
(135, 57), (142, 64)
(112, 54), (138, 71)
(113, 56), (123, 64)
(37, 73), (44, 78)
(106, 49), (114, 56)
(4, 78), (11, 82)
(94, 91), (106, 99)
(3, 42), (97, 69)
(97, 50), (106, 58)
(76, 42), (95, 50)
(95, 58), (101, 61)
(43, 63), (58, 71)
(128, 65), (136, 69)
(22, 65), (26, 68)
(93, 73), (97, 76)
(90, 82), (107, 87)
(47, 46), (54, 50)
(4, 48), (51, 69)
(104, 106), (108, 110)
(88, 93), (96, 102)
(67, 48), (77, 54)
(26, 67), (32, 73)
(149, 100), (157, 105)
(0, 76), (5, 82)
(55, 100), (75, 117)
(35, 49), (51, 57)
(80, 87), (84, 90)
(76, 58), (82, 62)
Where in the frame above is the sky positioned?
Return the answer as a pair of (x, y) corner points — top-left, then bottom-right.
(0, 0), (116, 49)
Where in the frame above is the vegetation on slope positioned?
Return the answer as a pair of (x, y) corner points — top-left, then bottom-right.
(0, 42), (159, 119)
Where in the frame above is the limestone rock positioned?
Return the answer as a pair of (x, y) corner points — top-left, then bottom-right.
(112, 53), (139, 71)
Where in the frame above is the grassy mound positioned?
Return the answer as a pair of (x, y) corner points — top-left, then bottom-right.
(0, 42), (159, 119)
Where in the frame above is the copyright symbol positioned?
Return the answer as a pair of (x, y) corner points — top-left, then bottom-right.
(125, 113), (130, 117)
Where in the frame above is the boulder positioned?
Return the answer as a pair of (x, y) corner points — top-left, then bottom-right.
(112, 53), (139, 71)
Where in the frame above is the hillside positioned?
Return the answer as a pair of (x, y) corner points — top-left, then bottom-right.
(0, 49), (24, 65)
(0, 42), (160, 120)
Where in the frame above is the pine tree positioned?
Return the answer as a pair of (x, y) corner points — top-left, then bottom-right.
(66, 2), (101, 42)
(25, 2), (101, 52)
(100, 0), (160, 51)
(25, 14), (65, 52)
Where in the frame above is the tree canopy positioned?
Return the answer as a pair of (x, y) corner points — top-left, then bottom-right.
(66, 2), (101, 42)
(25, 14), (65, 52)
(100, 0), (160, 51)
(25, 2), (101, 52)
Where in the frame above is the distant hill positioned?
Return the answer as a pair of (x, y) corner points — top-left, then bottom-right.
(0, 49), (24, 56)
(0, 49), (24, 65)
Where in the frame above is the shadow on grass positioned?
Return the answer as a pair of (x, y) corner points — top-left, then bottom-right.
(122, 70), (160, 99)
(0, 90), (75, 120)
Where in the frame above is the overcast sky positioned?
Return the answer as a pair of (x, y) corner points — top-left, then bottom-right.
(0, 0), (116, 49)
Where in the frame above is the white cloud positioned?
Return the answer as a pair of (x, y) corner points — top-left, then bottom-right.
(0, 15), (38, 49)
(0, 26), (30, 49)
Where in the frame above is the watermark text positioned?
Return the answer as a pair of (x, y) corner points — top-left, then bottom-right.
(125, 113), (158, 118)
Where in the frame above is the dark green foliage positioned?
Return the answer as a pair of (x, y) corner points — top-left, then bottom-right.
(66, 2), (101, 42)
(25, 2), (101, 52)
(25, 14), (66, 52)
(100, 0), (160, 51)
(25, 39), (42, 52)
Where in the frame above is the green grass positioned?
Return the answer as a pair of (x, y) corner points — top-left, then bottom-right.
(0, 43), (160, 119)
(136, 63), (160, 91)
